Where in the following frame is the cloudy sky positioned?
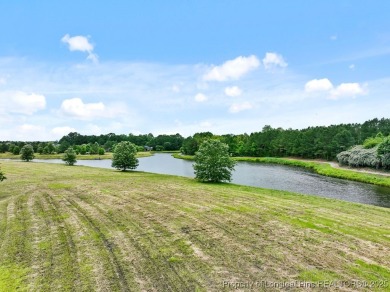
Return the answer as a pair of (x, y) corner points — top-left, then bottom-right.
(1, 1), (390, 141)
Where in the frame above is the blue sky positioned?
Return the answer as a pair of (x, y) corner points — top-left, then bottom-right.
(0, 0), (389, 141)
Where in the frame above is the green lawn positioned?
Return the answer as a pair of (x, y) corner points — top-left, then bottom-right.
(0, 161), (389, 291)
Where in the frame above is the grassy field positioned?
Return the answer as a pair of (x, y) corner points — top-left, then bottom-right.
(0, 161), (389, 291)
(0, 151), (152, 160)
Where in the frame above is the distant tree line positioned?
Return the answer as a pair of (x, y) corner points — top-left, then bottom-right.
(0, 133), (185, 155)
(182, 118), (390, 160)
(1, 118), (390, 161)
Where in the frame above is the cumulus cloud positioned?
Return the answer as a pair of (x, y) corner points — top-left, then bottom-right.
(304, 78), (334, 92)
(304, 78), (366, 100)
(229, 101), (253, 113)
(61, 34), (98, 63)
(224, 86), (242, 97)
(203, 55), (260, 81)
(262, 52), (288, 70)
(330, 83), (366, 99)
(194, 93), (208, 102)
(0, 91), (46, 115)
(60, 97), (106, 119)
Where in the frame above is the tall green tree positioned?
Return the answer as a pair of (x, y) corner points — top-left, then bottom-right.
(20, 144), (35, 162)
(111, 141), (139, 171)
(193, 139), (236, 182)
(62, 147), (77, 166)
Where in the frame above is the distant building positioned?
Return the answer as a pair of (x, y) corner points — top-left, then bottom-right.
(144, 146), (153, 151)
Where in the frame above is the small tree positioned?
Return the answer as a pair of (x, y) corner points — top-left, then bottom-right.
(111, 141), (139, 171)
(12, 145), (20, 155)
(20, 144), (34, 162)
(0, 167), (6, 182)
(193, 139), (236, 182)
(62, 147), (77, 166)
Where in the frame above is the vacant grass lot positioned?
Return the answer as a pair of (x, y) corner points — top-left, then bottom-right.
(0, 161), (389, 291)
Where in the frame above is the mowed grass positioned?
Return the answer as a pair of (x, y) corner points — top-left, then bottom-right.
(0, 161), (389, 291)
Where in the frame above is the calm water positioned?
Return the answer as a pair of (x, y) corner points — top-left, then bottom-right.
(33, 153), (390, 208)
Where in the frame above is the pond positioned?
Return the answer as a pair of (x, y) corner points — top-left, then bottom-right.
(33, 153), (390, 208)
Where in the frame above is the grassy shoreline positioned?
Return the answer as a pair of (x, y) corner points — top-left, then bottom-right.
(172, 153), (390, 188)
(0, 151), (152, 160)
(0, 160), (389, 291)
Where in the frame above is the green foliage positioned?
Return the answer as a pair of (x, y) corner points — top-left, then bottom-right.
(20, 144), (35, 162)
(3, 117), (390, 161)
(155, 145), (164, 151)
(193, 139), (236, 182)
(62, 147), (77, 166)
(79, 144), (87, 155)
(0, 167), (5, 181)
(111, 141), (139, 171)
(363, 132), (384, 149)
(12, 145), (20, 155)
(378, 136), (390, 155)
(98, 147), (105, 155)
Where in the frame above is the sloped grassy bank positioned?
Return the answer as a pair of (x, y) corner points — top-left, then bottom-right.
(173, 153), (390, 188)
(0, 160), (389, 291)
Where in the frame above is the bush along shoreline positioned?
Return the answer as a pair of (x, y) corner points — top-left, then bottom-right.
(172, 153), (390, 188)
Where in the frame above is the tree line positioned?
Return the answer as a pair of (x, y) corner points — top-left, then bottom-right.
(1, 118), (390, 161)
(182, 118), (390, 160)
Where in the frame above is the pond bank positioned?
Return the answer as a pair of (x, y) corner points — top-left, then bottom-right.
(173, 153), (390, 188)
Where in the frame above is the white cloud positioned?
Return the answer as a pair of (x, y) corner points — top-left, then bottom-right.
(61, 34), (98, 63)
(194, 93), (208, 102)
(224, 86), (242, 97)
(0, 77), (6, 85)
(203, 55), (260, 81)
(0, 91), (46, 115)
(330, 35), (338, 41)
(51, 126), (77, 137)
(349, 64), (355, 70)
(262, 52), (288, 70)
(304, 78), (334, 92)
(330, 83), (366, 99)
(60, 97), (106, 119)
(229, 101), (253, 113)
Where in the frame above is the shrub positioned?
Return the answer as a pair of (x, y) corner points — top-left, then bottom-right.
(62, 148), (77, 166)
(337, 146), (380, 168)
(378, 136), (390, 155)
(20, 144), (35, 162)
(0, 167), (5, 182)
(363, 132), (384, 149)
